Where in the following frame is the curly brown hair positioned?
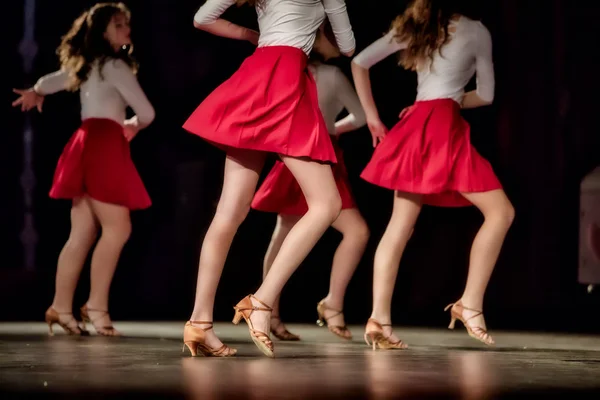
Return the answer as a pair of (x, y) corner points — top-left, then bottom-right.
(392, 0), (458, 71)
(57, 2), (137, 91)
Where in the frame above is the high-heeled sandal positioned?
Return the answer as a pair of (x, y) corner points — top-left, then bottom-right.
(364, 318), (408, 350)
(444, 301), (495, 346)
(45, 307), (87, 336)
(270, 315), (300, 341)
(80, 304), (120, 337)
(233, 294), (274, 357)
(316, 299), (352, 340)
(183, 321), (237, 357)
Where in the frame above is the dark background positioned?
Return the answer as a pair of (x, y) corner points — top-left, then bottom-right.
(1, 0), (599, 332)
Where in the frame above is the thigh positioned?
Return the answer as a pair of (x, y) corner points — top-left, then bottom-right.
(280, 157), (338, 208)
(216, 149), (266, 217)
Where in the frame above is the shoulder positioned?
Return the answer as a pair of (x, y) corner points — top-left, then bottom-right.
(102, 58), (135, 75)
(459, 16), (491, 37)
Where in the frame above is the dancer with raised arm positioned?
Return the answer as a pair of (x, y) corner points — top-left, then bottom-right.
(12, 2), (155, 337)
(183, 0), (355, 357)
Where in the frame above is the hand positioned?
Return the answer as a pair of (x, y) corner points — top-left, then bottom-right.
(123, 118), (141, 142)
(398, 105), (413, 119)
(245, 29), (259, 46)
(367, 117), (387, 147)
(12, 88), (44, 112)
(123, 125), (140, 142)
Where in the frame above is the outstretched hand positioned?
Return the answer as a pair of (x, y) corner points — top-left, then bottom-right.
(12, 88), (44, 113)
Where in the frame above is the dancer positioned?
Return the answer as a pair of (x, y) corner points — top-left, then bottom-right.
(251, 22), (368, 341)
(351, 0), (514, 348)
(12, 2), (154, 336)
(183, 0), (355, 357)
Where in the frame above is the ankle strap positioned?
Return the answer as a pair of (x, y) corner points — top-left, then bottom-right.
(250, 295), (273, 311)
(318, 300), (343, 319)
(189, 321), (214, 331)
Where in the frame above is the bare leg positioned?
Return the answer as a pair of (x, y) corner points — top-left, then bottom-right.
(371, 191), (422, 343)
(320, 208), (370, 338)
(455, 189), (514, 343)
(190, 149), (265, 350)
(51, 196), (98, 332)
(251, 157), (341, 339)
(262, 214), (301, 337)
(85, 198), (131, 335)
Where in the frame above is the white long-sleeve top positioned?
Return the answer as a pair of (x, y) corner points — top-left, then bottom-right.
(33, 59), (155, 127)
(309, 63), (366, 135)
(353, 16), (494, 104)
(194, 0), (355, 55)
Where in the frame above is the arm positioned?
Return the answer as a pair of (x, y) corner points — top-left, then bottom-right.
(333, 69), (366, 135)
(323, 0), (355, 56)
(351, 29), (406, 121)
(104, 60), (155, 129)
(461, 23), (494, 109)
(12, 69), (69, 112)
(193, 0), (258, 44)
(33, 69), (70, 95)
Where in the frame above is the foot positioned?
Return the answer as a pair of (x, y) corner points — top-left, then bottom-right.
(380, 324), (405, 347)
(189, 322), (236, 355)
(233, 295), (274, 357)
(82, 305), (121, 336)
(459, 306), (495, 345)
(248, 297), (272, 341)
(270, 316), (300, 341)
(317, 299), (352, 340)
(49, 307), (85, 335)
(365, 318), (408, 350)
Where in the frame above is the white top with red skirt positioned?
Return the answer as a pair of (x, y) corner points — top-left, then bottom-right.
(194, 0), (355, 55)
(353, 16), (494, 104)
(33, 59), (155, 128)
(310, 63), (366, 135)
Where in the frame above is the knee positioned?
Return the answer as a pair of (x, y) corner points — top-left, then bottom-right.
(487, 202), (515, 229)
(102, 221), (132, 244)
(68, 226), (99, 248)
(347, 220), (370, 245)
(214, 203), (251, 231)
(310, 192), (342, 223)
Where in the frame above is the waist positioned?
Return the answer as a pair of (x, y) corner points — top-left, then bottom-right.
(254, 45), (309, 58)
(413, 98), (461, 111)
(80, 118), (124, 131)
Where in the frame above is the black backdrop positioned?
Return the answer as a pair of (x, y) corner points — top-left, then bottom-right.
(2, 0), (599, 332)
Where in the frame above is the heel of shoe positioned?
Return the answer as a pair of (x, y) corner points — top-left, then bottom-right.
(448, 316), (457, 330)
(364, 332), (376, 351)
(46, 321), (55, 336)
(232, 309), (244, 325)
(183, 341), (198, 357)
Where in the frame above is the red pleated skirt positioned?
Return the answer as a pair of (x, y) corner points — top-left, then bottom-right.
(251, 141), (355, 215)
(183, 46), (336, 163)
(49, 118), (151, 210)
(361, 99), (502, 207)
